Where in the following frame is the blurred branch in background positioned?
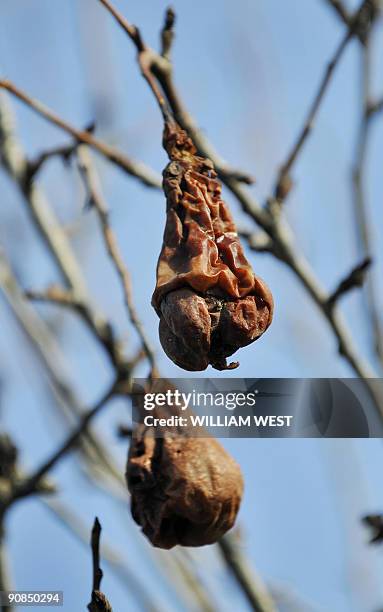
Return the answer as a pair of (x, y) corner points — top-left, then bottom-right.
(218, 534), (275, 612)
(327, 256), (372, 306)
(0, 435), (17, 612)
(0, 92), (129, 374)
(0, 85), (161, 188)
(7, 381), (117, 507)
(76, 145), (158, 377)
(352, 33), (383, 368)
(324, 0), (352, 26)
(0, 248), (126, 491)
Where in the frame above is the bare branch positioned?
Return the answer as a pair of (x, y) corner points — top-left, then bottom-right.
(0, 82), (161, 188)
(42, 499), (164, 612)
(362, 514), (383, 543)
(98, 0), (143, 47)
(367, 97), (383, 117)
(27, 142), (77, 180)
(0, 531), (13, 612)
(274, 28), (352, 201)
(161, 7), (176, 60)
(25, 285), (81, 308)
(91, 518), (104, 592)
(77, 146), (158, 377)
(0, 252), (127, 492)
(116, 424), (133, 439)
(88, 518), (113, 612)
(0, 92), (88, 296)
(0, 95), (132, 373)
(9, 382), (117, 506)
(0, 435), (15, 611)
(275, 0), (381, 201)
(238, 230), (275, 254)
(327, 257), (372, 306)
(324, 0), (351, 25)
(323, 0), (381, 43)
(97, 0), (255, 184)
(218, 534), (276, 612)
(352, 41), (383, 365)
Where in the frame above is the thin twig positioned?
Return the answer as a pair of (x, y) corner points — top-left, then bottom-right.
(0, 251), (127, 492)
(91, 518), (103, 592)
(218, 534), (276, 612)
(274, 28), (353, 201)
(88, 518), (112, 612)
(8, 381), (117, 506)
(0, 81), (161, 188)
(77, 146), (158, 377)
(275, 0), (380, 200)
(27, 142), (77, 180)
(0, 92), (88, 297)
(367, 97), (383, 116)
(0, 529), (13, 612)
(160, 7), (176, 60)
(352, 39), (383, 365)
(0, 94), (131, 373)
(97, 0), (255, 184)
(362, 514), (383, 543)
(24, 284), (126, 371)
(41, 499), (164, 612)
(324, 0), (381, 43)
(324, 0), (351, 25)
(327, 257), (372, 306)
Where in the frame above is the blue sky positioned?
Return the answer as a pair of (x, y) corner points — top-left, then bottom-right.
(1, 1), (383, 610)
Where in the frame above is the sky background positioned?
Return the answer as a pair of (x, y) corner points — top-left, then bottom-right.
(1, 0), (383, 611)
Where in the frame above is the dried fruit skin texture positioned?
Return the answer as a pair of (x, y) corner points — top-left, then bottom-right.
(126, 424), (243, 549)
(152, 122), (273, 371)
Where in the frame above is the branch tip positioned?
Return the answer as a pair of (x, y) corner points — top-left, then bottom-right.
(328, 256), (372, 307)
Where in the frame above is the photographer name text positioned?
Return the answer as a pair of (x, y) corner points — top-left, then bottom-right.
(143, 414), (293, 428)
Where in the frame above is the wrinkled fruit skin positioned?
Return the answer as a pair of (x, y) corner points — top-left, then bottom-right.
(152, 122), (273, 371)
(126, 425), (243, 549)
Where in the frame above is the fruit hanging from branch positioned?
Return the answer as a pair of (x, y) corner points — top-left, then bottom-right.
(152, 121), (274, 371)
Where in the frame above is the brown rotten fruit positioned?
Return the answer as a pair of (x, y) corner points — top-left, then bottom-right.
(126, 418), (243, 549)
(152, 122), (273, 371)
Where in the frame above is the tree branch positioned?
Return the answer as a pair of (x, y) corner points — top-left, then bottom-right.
(0, 82), (161, 188)
(88, 518), (112, 612)
(8, 382), (117, 506)
(324, 0), (351, 25)
(0, 529), (13, 612)
(274, 28), (352, 201)
(97, 0), (255, 184)
(160, 7), (176, 60)
(0, 250), (128, 492)
(324, 0), (381, 43)
(327, 257), (372, 307)
(41, 498), (164, 612)
(0, 93), (135, 374)
(218, 534), (276, 612)
(352, 38), (383, 366)
(76, 146), (158, 377)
